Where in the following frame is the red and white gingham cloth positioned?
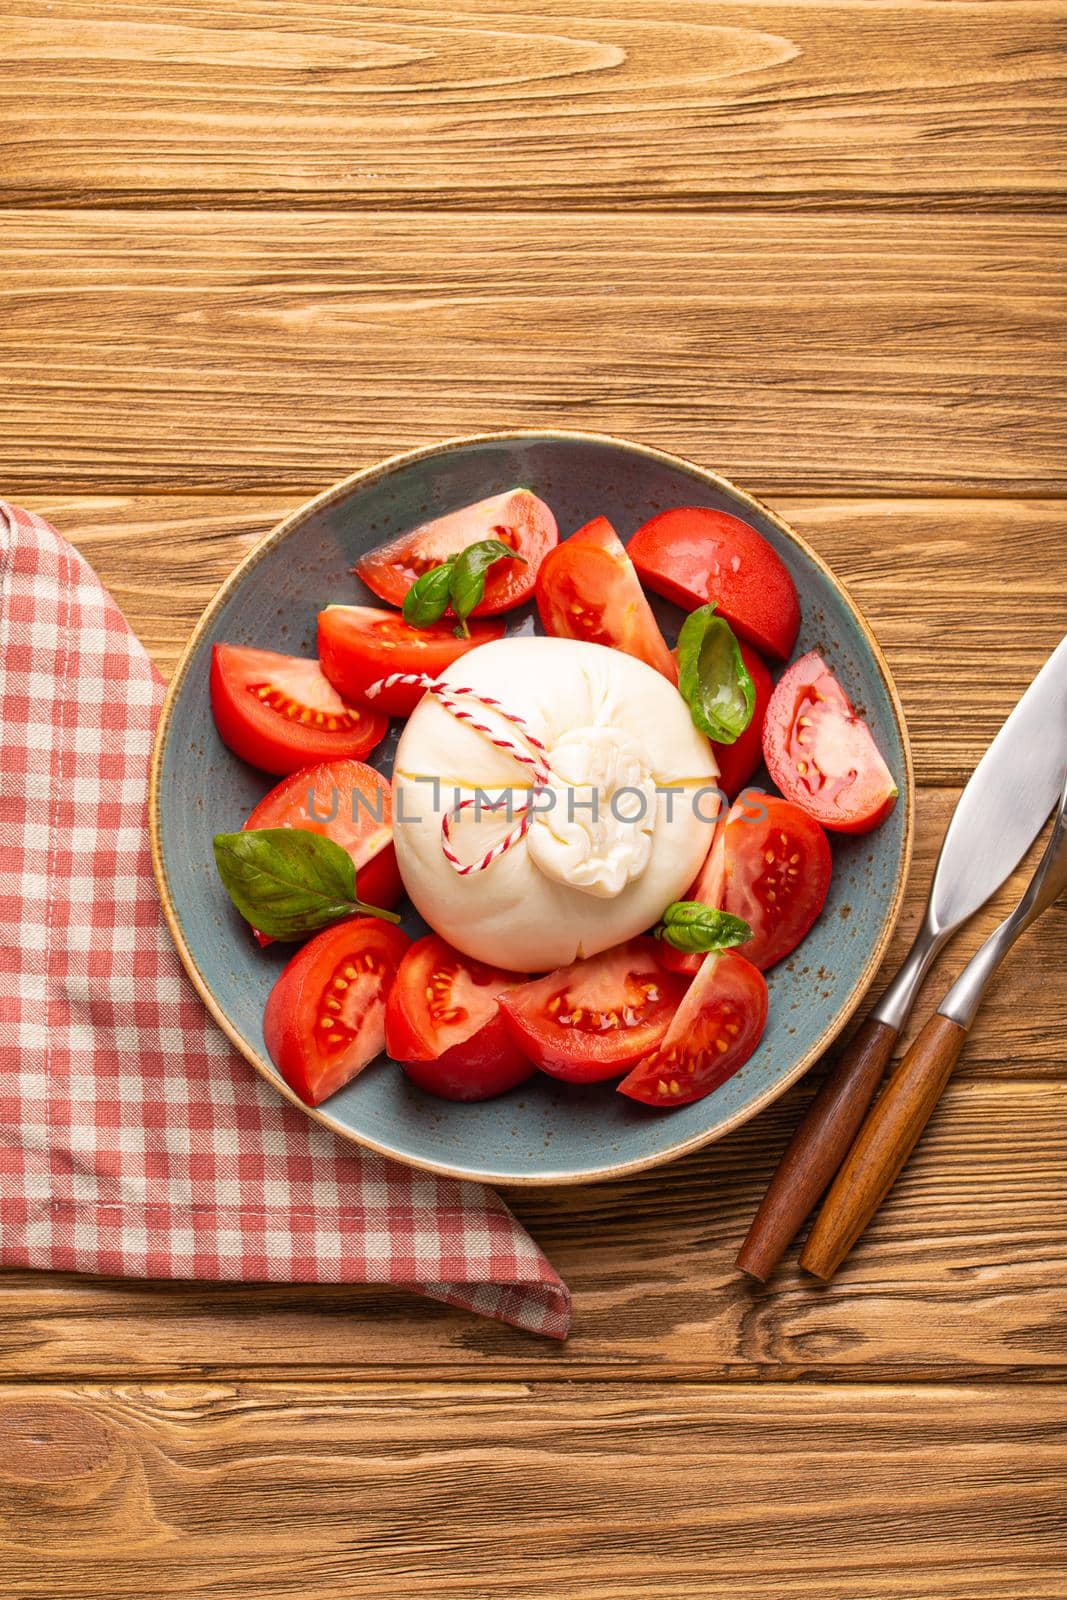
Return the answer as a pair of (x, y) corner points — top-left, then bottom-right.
(0, 502), (570, 1339)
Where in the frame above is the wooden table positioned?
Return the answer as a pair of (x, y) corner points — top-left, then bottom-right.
(2, 4), (1066, 1594)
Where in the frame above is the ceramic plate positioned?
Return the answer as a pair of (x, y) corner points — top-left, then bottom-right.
(150, 431), (913, 1184)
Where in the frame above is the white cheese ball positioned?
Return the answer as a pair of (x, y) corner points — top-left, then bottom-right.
(392, 637), (719, 971)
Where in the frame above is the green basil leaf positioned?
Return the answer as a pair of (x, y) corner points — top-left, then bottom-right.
(402, 561), (455, 628)
(655, 901), (753, 955)
(676, 604), (755, 744)
(213, 828), (401, 942)
(449, 539), (526, 636)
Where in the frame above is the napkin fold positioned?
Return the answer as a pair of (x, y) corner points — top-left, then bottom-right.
(0, 501), (570, 1338)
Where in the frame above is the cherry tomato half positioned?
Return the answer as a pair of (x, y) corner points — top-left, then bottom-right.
(384, 935), (534, 1101)
(244, 760), (402, 946)
(617, 949), (767, 1108)
(210, 644), (388, 776)
(498, 938), (688, 1084)
(263, 918), (411, 1106)
(628, 507), (800, 661)
(535, 516), (677, 683)
(763, 651), (897, 834)
(711, 641), (773, 798)
(318, 605), (507, 716)
(354, 489), (557, 616)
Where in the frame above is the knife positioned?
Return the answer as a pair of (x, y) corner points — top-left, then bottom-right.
(801, 765), (1067, 1279)
(736, 631), (1067, 1281)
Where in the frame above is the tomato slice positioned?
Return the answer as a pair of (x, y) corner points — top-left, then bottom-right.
(711, 641), (773, 798)
(244, 760), (402, 946)
(617, 949), (767, 1107)
(318, 605), (506, 716)
(354, 488), (557, 616)
(384, 935), (534, 1101)
(628, 508), (800, 661)
(660, 792), (831, 974)
(263, 918), (411, 1106)
(210, 644), (388, 776)
(535, 516), (677, 683)
(763, 651), (898, 833)
(719, 793), (832, 970)
(498, 938), (688, 1084)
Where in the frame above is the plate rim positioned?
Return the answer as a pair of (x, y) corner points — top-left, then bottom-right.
(149, 428), (915, 1186)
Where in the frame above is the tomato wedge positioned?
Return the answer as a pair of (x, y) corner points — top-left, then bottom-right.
(318, 605), (506, 716)
(719, 794), (832, 970)
(617, 949), (767, 1107)
(263, 918), (411, 1106)
(244, 760), (401, 946)
(763, 651), (898, 833)
(711, 641), (773, 798)
(628, 508), (800, 661)
(210, 644), (388, 776)
(660, 792), (831, 975)
(535, 516), (677, 683)
(384, 935), (534, 1101)
(354, 488), (557, 616)
(498, 938), (688, 1084)
(399, 1016), (532, 1102)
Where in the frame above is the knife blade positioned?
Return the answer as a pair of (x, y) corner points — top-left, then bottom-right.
(875, 628), (1067, 1030)
(802, 765), (1067, 1281)
(737, 630), (1067, 1281)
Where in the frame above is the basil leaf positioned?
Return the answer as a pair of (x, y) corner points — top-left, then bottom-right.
(402, 561), (454, 628)
(213, 829), (401, 942)
(449, 539), (525, 637)
(676, 604), (755, 744)
(655, 901), (753, 955)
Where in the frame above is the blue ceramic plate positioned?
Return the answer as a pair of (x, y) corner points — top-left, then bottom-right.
(150, 432), (913, 1185)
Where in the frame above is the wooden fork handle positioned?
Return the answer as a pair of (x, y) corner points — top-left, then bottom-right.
(799, 1012), (969, 1280)
(736, 1017), (898, 1281)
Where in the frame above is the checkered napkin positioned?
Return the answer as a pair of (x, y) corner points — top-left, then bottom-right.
(0, 502), (570, 1339)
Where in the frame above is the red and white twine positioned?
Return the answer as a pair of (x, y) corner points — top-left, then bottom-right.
(365, 672), (551, 875)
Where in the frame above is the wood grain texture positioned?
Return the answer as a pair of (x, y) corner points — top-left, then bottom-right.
(4, 0), (1066, 212)
(1, 1080), (1064, 1383)
(0, 1382), (1064, 1599)
(3, 213), (1065, 496)
(4, 13), (1067, 1585)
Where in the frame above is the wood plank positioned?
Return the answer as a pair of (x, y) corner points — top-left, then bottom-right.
(3, 213), (1065, 496)
(0, 1382), (1063, 1598)
(1, 1080), (1063, 1383)
(20, 491), (1067, 786)
(4, 0), (1065, 212)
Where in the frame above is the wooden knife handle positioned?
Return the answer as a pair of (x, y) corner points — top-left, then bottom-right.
(799, 1012), (969, 1280)
(736, 1016), (898, 1281)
